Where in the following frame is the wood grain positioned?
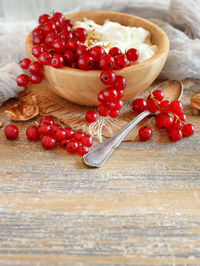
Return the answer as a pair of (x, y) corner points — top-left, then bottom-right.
(0, 79), (200, 265)
(26, 11), (169, 106)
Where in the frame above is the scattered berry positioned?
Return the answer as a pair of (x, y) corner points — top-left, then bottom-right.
(86, 110), (98, 123)
(41, 136), (57, 150)
(4, 125), (19, 140)
(138, 126), (152, 141)
(26, 126), (40, 141)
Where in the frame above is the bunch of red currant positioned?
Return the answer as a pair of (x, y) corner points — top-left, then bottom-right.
(4, 116), (93, 156)
(132, 89), (195, 142)
(16, 11), (140, 123)
(17, 58), (44, 87)
(86, 48), (139, 121)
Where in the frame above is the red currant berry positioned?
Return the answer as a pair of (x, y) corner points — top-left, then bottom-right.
(138, 126), (152, 141)
(97, 91), (105, 104)
(74, 132), (84, 142)
(20, 58), (31, 69)
(32, 28), (43, 37)
(76, 45), (89, 57)
(52, 123), (62, 133)
(109, 109), (120, 118)
(54, 128), (67, 140)
(38, 14), (51, 24)
(78, 55), (94, 70)
(102, 88), (118, 102)
(53, 12), (65, 23)
(41, 136), (57, 150)
(67, 140), (78, 153)
(100, 70), (116, 85)
(51, 54), (64, 68)
(97, 104), (110, 117)
(66, 39), (80, 51)
(169, 128), (182, 142)
(29, 61), (43, 74)
(126, 48), (139, 61)
(81, 135), (93, 147)
(132, 98), (147, 113)
(182, 124), (195, 137)
(108, 47), (122, 56)
(114, 55), (128, 70)
(73, 27), (87, 42)
(30, 73), (44, 84)
(32, 34), (45, 45)
(63, 19), (73, 28)
(61, 23), (71, 32)
(38, 122), (53, 136)
(114, 75), (126, 89)
(4, 125), (18, 140)
(59, 30), (73, 40)
(178, 112), (187, 123)
(52, 38), (67, 53)
(171, 120), (182, 130)
(39, 52), (52, 65)
(151, 90), (164, 101)
(162, 113), (173, 129)
(64, 127), (74, 139)
(147, 99), (158, 113)
(155, 113), (165, 128)
(26, 125), (40, 141)
(99, 54), (114, 70)
(63, 49), (76, 64)
(32, 45), (45, 58)
(45, 32), (58, 47)
(159, 100), (170, 113)
(117, 89), (124, 99)
(86, 110), (98, 123)
(108, 99), (123, 110)
(170, 100), (183, 115)
(60, 139), (70, 149)
(42, 21), (56, 36)
(16, 74), (30, 87)
(40, 116), (54, 125)
(77, 145), (89, 156)
(89, 46), (105, 62)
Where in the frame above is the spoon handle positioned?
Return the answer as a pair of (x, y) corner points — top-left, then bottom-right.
(83, 110), (151, 168)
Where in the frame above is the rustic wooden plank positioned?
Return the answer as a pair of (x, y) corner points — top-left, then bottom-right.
(0, 79), (200, 265)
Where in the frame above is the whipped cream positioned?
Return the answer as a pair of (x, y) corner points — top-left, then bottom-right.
(73, 18), (158, 63)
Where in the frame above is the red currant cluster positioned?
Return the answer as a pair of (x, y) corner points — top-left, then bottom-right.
(86, 48), (139, 121)
(4, 116), (93, 156)
(16, 58), (44, 87)
(132, 89), (195, 142)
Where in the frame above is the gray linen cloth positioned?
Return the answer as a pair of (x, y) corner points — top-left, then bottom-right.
(0, 0), (200, 105)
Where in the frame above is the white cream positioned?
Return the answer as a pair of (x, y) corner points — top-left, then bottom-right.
(73, 18), (158, 63)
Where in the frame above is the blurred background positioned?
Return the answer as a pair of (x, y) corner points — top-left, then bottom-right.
(0, 0), (100, 21)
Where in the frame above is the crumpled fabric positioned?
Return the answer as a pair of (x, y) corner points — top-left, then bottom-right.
(0, 0), (200, 106)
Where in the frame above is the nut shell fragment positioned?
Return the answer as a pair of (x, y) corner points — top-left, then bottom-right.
(191, 93), (200, 115)
(5, 95), (39, 121)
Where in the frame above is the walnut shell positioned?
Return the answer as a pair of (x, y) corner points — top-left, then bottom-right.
(5, 95), (39, 121)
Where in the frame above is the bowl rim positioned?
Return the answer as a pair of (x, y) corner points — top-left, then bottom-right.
(26, 10), (169, 75)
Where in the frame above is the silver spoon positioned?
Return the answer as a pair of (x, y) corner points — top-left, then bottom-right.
(83, 80), (183, 168)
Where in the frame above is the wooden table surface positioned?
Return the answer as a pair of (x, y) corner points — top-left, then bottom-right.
(0, 79), (200, 265)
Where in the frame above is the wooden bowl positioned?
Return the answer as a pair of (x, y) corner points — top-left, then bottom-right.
(26, 11), (169, 106)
